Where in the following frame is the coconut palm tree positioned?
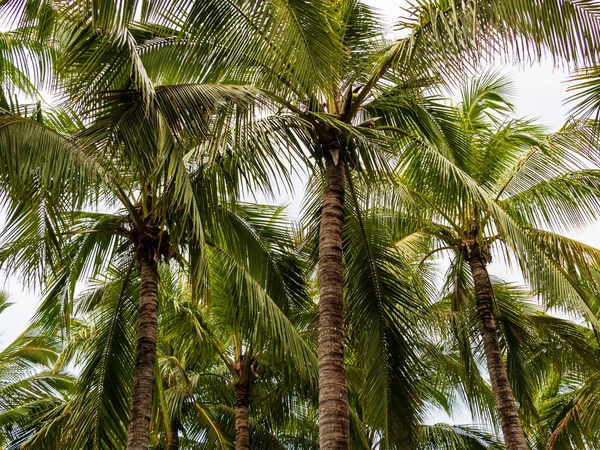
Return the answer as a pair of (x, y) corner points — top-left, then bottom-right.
(426, 277), (600, 450)
(300, 168), (437, 446)
(0, 2), (317, 445)
(0, 203), (319, 450)
(0, 84), (303, 450)
(0, 3), (326, 444)
(182, 203), (318, 450)
(381, 72), (600, 449)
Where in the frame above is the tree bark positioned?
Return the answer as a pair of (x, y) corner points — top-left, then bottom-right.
(234, 384), (251, 450)
(233, 353), (255, 450)
(318, 153), (349, 450)
(126, 249), (160, 450)
(467, 246), (529, 450)
(167, 418), (179, 450)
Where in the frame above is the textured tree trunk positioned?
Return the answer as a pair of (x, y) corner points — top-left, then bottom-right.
(126, 249), (160, 450)
(233, 353), (255, 450)
(234, 384), (251, 450)
(167, 418), (179, 450)
(318, 152), (349, 450)
(467, 246), (529, 450)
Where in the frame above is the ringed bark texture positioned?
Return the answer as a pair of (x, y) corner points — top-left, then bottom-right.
(467, 247), (528, 450)
(318, 154), (349, 450)
(233, 353), (255, 450)
(234, 384), (251, 450)
(126, 249), (160, 450)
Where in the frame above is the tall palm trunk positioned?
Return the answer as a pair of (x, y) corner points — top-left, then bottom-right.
(126, 248), (160, 450)
(466, 245), (528, 450)
(318, 150), (349, 450)
(167, 418), (179, 450)
(234, 385), (251, 450)
(233, 354), (255, 450)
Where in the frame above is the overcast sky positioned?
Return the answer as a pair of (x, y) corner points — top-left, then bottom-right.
(1, 0), (598, 425)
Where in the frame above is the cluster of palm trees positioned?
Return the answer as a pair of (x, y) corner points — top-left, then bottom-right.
(1, 1), (600, 449)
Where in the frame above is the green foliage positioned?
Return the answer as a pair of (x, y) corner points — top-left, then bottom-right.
(1, 1), (600, 449)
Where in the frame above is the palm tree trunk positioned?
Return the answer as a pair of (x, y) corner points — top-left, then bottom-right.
(318, 152), (349, 450)
(467, 248), (528, 450)
(167, 418), (179, 450)
(126, 249), (160, 450)
(233, 352), (256, 450)
(234, 383), (251, 450)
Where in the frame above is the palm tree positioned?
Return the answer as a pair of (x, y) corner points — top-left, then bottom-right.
(0, 203), (319, 450)
(0, 84), (298, 450)
(0, 3), (316, 446)
(0, 4), (310, 448)
(301, 169), (436, 446)
(384, 73), (600, 449)
(192, 203), (317, 450)
(426, 277), (600, 450)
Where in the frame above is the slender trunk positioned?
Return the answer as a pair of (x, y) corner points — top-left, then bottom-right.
(234, 384), (251, 450)
(467, 248), (529, 450)
(126, 249), (160, 450)
(318, 152), (349, 450)
(233, 353), (255, 450)
(167, 418), (179, 450)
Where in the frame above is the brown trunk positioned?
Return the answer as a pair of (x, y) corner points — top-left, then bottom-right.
(126, 248), (160, 450)
(233, 354), (255, 450)
(467, 245), (528, 450)
(318, 152), (349, 450)
(234, 388), (251, 450)
(167, 418), (179, 450)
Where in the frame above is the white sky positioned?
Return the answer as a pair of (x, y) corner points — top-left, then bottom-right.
(0, 0), (599, 427)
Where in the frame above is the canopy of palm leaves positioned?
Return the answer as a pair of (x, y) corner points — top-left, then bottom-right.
(2, 1), (600, 450)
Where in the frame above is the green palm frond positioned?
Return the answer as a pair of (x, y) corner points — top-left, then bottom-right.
(0, 107), (98, 201)
(418, 423), (504, 450)
(0, 300), (73, 449)
(400, 0), (600, 74)
(170, 0), (345, 96)
(60, 263), (138, 449)
(343, 172), (432, 447)
(568, 65), (600, 119)
(0, 29), (49, 97)
(493, 283), (545, 423)
(500, 170), (600, 230)
(459, 72), (515, 130)
(209, 205), (317, 383)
